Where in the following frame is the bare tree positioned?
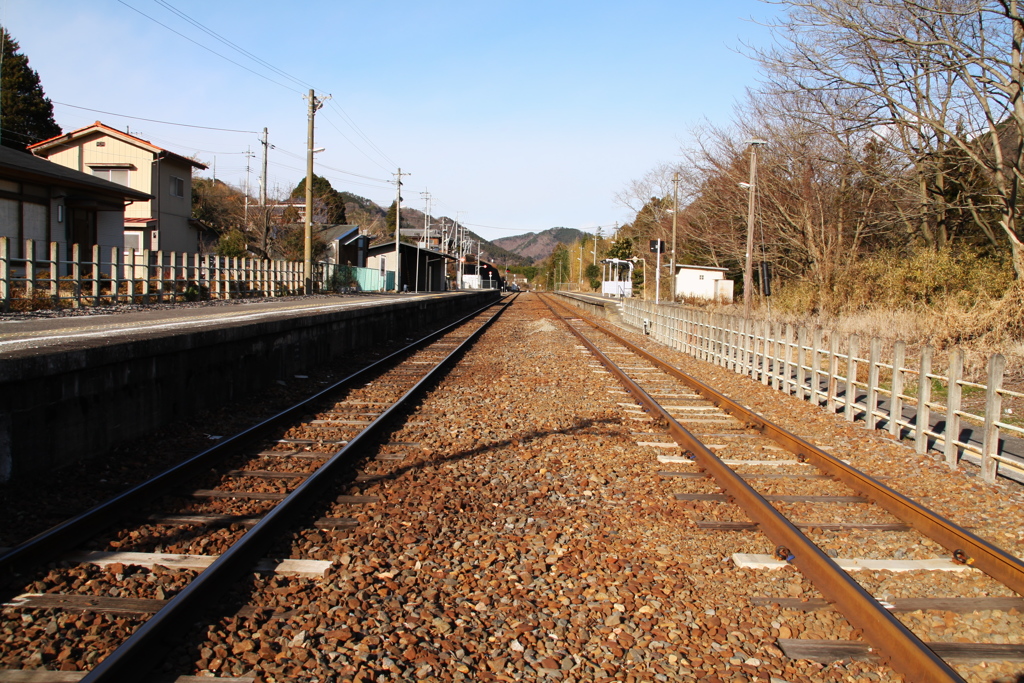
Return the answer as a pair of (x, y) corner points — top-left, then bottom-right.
(754, 0), (1024, 276)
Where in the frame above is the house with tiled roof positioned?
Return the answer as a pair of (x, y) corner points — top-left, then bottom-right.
(28, 121), (208, 254)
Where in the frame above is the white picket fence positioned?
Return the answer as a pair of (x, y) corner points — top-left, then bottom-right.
(617, 298), (1024, 484)
(0, 237), (353, 310)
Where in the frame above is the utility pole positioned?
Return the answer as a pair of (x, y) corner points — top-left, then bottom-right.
(259, 127), (269, 257)
(244, 145), (251, 226)
(303, 89), (330, 294)
(420, 190), (432, 248)
(393, 168), (409, 292)
(744, 140), (767, 319)
(455, 212), (463, 289)
(259, 128), (268, 208)
(671, 172), (679, 304)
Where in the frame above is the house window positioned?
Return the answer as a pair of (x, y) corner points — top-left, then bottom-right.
(92, 167), (131, 187)
(124, 231), (144, 253)
(170, 176), (185, 198)
(699, 274), (705, 280)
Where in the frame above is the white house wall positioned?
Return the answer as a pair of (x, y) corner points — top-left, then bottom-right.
(675, 267), (732, 302)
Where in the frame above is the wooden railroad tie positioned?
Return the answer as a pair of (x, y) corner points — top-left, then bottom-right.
(777, 638), (1024, 663)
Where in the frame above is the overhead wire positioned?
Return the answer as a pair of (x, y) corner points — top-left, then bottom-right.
(116, 0), (303, 94)
(318, 110), (395, 175)
(153, 0), (313, 92)
(120, 1), (399, 175)
(52, 101), (259, 133)
(325, 101), (398, 170)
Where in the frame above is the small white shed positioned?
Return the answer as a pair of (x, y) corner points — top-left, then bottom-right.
(675, 265), (734, 303)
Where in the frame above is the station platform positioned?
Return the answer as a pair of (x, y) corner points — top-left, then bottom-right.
(0, 290), (499, 483)
(0, 292), (449, 359)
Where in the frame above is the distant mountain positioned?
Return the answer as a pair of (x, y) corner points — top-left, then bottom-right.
(334, 190), (538, 266)
(492, 227), (585, 261)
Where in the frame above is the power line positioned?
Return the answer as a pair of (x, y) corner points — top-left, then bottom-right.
(52, 102), (259, 133)
(319, 110), (394, 175)
(118, 1), (397, 180)
(325, 101), (398, 169)
(154, 0), (313, 93)
(116, 0), (303, 94)
(272, 146), (391, 184)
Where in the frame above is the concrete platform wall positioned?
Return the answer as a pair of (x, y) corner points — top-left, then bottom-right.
(0, 292), (497, 483)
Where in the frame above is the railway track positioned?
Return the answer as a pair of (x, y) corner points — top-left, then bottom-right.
(0, 296), (511, 682)
(3, 292), (1023, 682)
(541, 293), (1024, 682)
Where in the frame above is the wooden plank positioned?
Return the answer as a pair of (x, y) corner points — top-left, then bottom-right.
(335, 495), (379, 504)
(3, 593), (166, 614)
(752, 596), (1024, 613)
(188, 489), (287, 501)
(64, 551), (332, 577)
(659, 471), (832, 480)
(733, 553), (975, 572)
(778, 638), (1024, 663)
(676, 494), (866, 503)
(259, 451), (326, 460)
(696, 521), (910, 531)
(0, 673), (89, 682)
(147, 513), (262, 527)
(309, 419), (372, 425)
(276, 438), (347, 445)
(313, 517), (359, 530)
(374, 454), (406, 461)
(224, 470), (307, 479)
(658, 456), (807, 466)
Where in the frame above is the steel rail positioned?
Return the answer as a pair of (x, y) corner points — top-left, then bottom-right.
(541, 295), (963, 683)
(0, 296), (504, 577)
(80, 297), (511, 682)
(557, 297), (1024, 598)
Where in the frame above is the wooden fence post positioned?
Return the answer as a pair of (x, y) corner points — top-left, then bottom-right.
(890, 341), (906, 439)
(916, 346), (934, 456)
(782, 324), (794, 394)
(770, 322), (781, 390)
(981, 353), (1006, 484)
(944, 349), (964, 469)
(845, 334), (859, 422)
(49, 241), (60, 308)
(71, 243), (82, 309)
(733, 317), (741, 374)
(867, 337), (881, 430)
(91, 244), (101, 306)
(0, 237), (9, 312)
(109, 246), (119, 303)
(700, 311), (709, 361)
(827, 332), (838, 412)
(25, 239), (35, 299)
(751, 319), (762, 381)
(811, 327), (823, 406)
(796, 327), (808, 400)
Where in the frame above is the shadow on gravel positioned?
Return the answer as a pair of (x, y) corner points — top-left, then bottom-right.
(352, 415), (623, 488)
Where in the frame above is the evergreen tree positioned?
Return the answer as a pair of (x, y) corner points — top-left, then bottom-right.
(386, 200), (401, 235)
(290, 174), (347, 224)
(1, 28), (61, 151)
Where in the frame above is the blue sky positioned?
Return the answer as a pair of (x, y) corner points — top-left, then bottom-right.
(6, 1), (776, 241)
